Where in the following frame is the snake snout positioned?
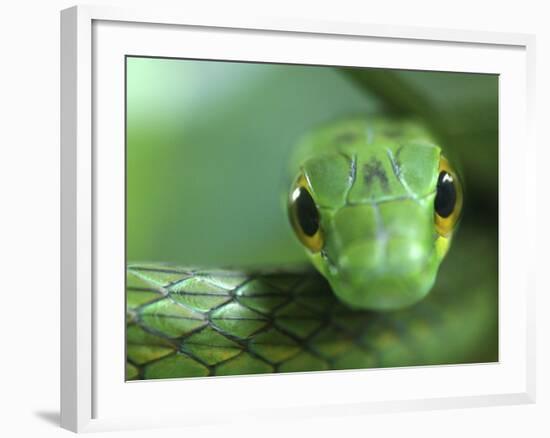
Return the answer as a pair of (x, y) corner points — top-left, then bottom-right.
(338, 238), (428, 281)
(321, 198), (439, 310)
(329, 237), (437, 310)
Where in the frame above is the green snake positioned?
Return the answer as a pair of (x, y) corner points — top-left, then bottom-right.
(126, 69), (498, 380)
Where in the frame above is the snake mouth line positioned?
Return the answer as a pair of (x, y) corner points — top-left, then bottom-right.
(320, 249), (339, 276)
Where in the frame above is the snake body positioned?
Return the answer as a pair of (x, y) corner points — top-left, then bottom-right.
(126, 228), (496, 380)
(126, 116), (497, 380)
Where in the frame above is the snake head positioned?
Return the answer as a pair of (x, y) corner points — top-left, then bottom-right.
(288, 119), (463, 311)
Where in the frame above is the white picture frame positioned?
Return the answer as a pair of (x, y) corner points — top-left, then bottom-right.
(60, 4), (536, 433)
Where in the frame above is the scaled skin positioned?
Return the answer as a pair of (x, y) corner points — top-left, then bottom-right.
(289, 117), (452, 310)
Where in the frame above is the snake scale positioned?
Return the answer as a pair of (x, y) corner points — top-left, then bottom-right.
(126, 231), (497, 380)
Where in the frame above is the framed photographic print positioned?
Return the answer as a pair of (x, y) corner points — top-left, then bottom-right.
(60, 5), (536, 432)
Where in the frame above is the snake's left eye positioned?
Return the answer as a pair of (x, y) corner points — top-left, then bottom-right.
(434, 155), (463, 236)
(288, 174), (324, 253)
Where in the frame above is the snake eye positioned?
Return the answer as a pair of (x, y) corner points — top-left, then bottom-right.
(434, 155), (463, 237)
(288, 174), (324, 253)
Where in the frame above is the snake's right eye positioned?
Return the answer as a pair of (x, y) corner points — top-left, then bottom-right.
(288, 174), (324, 253)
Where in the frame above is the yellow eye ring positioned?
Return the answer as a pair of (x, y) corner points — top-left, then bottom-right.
(434, 155), (463, 237)
(288, 174), (324, 253)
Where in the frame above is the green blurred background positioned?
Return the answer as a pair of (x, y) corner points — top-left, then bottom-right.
(126, 57), (498, 272)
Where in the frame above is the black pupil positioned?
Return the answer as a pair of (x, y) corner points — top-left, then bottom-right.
(296, 187), (320, 236)
(434, 171), (456, 218)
